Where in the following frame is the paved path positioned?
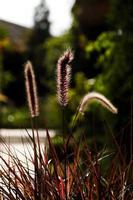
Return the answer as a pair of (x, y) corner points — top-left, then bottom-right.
(0, 129), (56, 170)
(0, 129), (55, 143)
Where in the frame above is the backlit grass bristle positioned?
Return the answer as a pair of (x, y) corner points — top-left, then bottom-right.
(57, 49), (74, 106)
(79, 91), (118, 114)
(24, 61), (39, 117)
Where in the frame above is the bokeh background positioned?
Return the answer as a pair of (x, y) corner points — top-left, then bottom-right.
(0, 0), (133, 158)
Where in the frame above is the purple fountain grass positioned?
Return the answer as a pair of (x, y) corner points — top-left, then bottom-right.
(1, 50), (132, 200)
(57, 49), (74, 107)
(57, 49), (74, 200)
(24, 61), (39, 118)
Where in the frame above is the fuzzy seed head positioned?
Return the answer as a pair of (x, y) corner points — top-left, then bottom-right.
(79, 92), (118, 114)
(24, 61), (39, 117)
(57, 49), (74, 106)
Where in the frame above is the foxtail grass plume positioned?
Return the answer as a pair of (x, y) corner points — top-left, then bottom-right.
(24, 61), (39, 117)
(79, 92), (118, 114)
(57, 49), (74, 106)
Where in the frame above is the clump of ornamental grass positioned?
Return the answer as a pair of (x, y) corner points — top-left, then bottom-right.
(1, 129), (133, 200)
(0, 50), (133, 200)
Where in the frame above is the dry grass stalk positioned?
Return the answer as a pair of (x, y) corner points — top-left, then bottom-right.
(24, 61), (39, 117)
(57, 49), (73, 106)
(79, 91), (118, 114)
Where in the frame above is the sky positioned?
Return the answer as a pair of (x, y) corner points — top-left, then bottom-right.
(0, 0), (75, 36)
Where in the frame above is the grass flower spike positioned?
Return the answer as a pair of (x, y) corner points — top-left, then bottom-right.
(57, 49), (73, 106)
(24, 61), (39, 117)
(79, 91), (118, 114)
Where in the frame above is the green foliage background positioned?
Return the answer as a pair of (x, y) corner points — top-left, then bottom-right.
(0, 0), (133, 154)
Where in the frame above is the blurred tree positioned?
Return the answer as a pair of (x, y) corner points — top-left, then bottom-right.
(28, 0), (51, 96)
(85, 0), (133, 165)
(70, 0), (110, 80)
(0, 26), (12, 95)
(29, 0), (50, 46)
(72, 0), (109, 39)
(104, 0), (133, 163)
